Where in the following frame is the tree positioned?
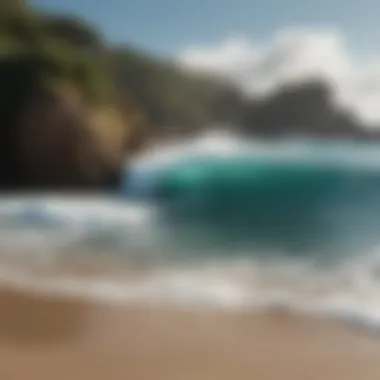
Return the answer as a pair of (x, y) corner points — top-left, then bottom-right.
(43, 15), (103, 50)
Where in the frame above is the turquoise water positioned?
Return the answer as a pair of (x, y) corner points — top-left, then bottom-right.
(2, 137), (380, 326)
(126, 142), (380, 260)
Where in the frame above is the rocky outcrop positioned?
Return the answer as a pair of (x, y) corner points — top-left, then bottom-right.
(240, 80), (367, 139)
(0, 84), (134, 191)
(0, 7), (147, 192)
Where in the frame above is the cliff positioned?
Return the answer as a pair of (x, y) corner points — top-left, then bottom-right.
(0, 7), (144, 191)
(109, 47), (379, 141)
(1, 3), (379, 192)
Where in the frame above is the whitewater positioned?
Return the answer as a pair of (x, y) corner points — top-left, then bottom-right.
(1, 132), (380, 331)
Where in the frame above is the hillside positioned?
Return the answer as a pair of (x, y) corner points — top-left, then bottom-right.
(107, 41), (378, 142)
(0, 2), (379, 190)
(0, 3), (143, 190)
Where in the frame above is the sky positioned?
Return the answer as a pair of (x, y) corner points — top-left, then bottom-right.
(30, 0), (380, 125)
(30, 0), (380, 56)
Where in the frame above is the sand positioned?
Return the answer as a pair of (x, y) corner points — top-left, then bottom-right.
(0, 286), (379, 380)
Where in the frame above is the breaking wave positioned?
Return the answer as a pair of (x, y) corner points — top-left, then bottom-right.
(1, 132), (380, 331)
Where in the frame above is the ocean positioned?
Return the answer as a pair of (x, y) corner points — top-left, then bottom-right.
(1, 132), (380, 329)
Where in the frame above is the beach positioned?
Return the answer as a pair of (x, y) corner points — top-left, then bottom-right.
(0, 285), (379, 380)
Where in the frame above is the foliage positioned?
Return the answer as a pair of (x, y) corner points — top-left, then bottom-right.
(0, 7), (114, 108)
(0, 1), (376, 147)
(108, 47), (247, 138)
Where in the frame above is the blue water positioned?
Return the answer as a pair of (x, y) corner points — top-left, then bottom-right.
(125, 141), (380, 260)
(2, 136), (380, 326)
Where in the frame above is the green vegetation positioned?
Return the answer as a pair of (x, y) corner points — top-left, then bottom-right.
(0, 4), (113, 108)
(108, 47), (246, 139)
(0, 2), (135, 189)
(1, 0), (378, 154)
(109, 43), (376, 140)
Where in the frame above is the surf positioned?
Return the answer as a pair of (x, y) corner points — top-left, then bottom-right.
(1, 132), (380, 332)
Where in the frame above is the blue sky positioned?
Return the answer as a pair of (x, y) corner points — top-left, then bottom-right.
(30, 0), (379, 56)
(28, 0), (380, 124)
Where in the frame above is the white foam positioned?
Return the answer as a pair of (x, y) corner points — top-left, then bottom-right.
(131, 132), (380, 175)
(0, 252), (380, 332)
(0, 196), (154, 225)
(1, 139), (380, 329)
(0, 195), (160, 259)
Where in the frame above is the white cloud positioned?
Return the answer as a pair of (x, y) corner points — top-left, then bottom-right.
(178, 28), (380, 127)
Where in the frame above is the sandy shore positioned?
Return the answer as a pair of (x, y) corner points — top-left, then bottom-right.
(0, 286), (379, 379)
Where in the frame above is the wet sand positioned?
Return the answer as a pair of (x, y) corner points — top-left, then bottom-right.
(0, 286), (379, 380)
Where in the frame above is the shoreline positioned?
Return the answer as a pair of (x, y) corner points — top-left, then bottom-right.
(0, 284), (380, 379)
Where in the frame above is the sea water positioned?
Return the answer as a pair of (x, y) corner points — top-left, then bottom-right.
(1, 133), (380, 329)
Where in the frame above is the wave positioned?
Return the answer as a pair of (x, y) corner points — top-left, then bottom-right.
(1, 133), (380, 331)
(126, 133), (380, 257)
(0, 252), (380, 333)
(2, 133), (380, 258)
